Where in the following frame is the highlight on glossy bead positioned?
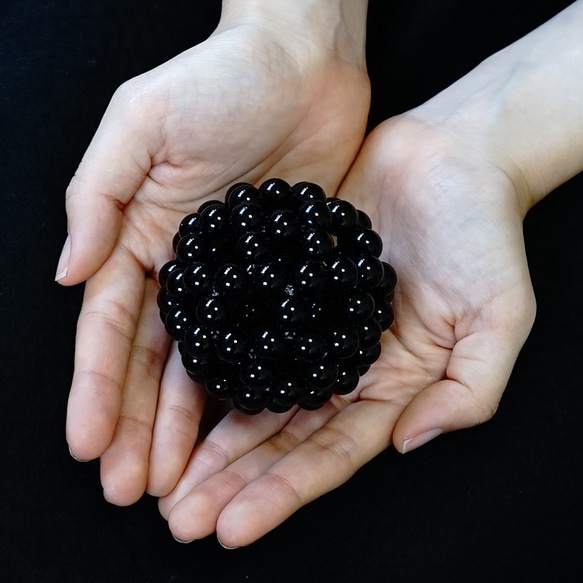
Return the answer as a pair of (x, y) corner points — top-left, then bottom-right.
(157, 178), (397, 414)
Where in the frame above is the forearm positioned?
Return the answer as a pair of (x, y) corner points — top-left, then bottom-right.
(219, 0), (369, 67)
(411, 0), (583, 212)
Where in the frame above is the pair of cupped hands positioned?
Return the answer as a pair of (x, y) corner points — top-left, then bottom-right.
(58, 21), (536, 547)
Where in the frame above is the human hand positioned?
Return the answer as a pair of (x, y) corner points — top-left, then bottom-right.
(157, 113), (536, 547)
(60, 1), (370, 506)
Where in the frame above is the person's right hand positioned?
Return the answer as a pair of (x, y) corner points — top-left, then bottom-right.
(59, 0), (370, 506)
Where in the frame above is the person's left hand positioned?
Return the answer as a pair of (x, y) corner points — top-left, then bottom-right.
(158, 113), (536, 548)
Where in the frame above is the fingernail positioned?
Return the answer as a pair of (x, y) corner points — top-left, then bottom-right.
(68, 445), (85, 462)
(217, 538), (240, 550)
(173, 535), (195, 544)
(402, 428), (443, 454)
(55, 235), (71, 281)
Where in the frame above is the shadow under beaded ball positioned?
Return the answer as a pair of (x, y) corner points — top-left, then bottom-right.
(158, 178), (397, 414)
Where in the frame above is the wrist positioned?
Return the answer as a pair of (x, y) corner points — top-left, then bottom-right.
(218, 0), (368, 68)
(409, 0), (583, 213)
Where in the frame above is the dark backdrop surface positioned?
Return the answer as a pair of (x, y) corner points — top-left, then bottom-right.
(1, 1), (581, 582)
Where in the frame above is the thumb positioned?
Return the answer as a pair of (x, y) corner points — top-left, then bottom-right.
(56, 84), (153, 285)
(392, 312), (535, 453)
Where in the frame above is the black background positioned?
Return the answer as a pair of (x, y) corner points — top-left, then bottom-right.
(1, 1), (582, 581)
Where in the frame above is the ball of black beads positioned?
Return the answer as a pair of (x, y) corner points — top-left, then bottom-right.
(157, 178), (397, 414)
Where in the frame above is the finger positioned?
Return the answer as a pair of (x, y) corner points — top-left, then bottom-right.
(147, 344), (207, 498)
(66, 247), (144, 461)
(214, 399), (402, 548)
(57, 81), (155, 286)
(393, 316), (536, 454)
(99, 277), (170, 506)
(158, 406), (297, 519)
(165, 397), (354, 542)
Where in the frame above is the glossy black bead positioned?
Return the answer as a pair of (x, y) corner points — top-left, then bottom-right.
(270, 379), (303, 408)
(254, 329), (285, 360)
(213, 263), (248, 296)
(183, 262), (213, 297)
(353, 342), (382, 366)
(165, 268), (188, 300)
(239, 299), (264, 328)
(165, 307), (193, 340)
(176, 234), (204, 263)
(357, 209), (372, 229)
(345, 292), (376, 323)
(358, 319), (383, 349)
(225, 182), (260, 209)
(181, 350), (211, 377)
(205, 371), (237, 400)
(331, 366), (360, 395)
(374, 299), (395, 330)
(276, 297), (306, 328)
(233, 385), (271, 414)
(253, 262), (287, 295)
(306, 361), (338, 389)
(199, 202), (229, 234)
(295, 331), (327, 362)
(157, 287), (179, 317)
(294, 261), (327, 297)
(215, 329), (248, 363)
(203, 235), (232, 266)
(292, 181), (327, 205)
(343, 227), (383, 258)
(158, 259), (182, 287)
(355, 255), (385, 290)
(230, 202), (266, 232)
(172, 231), (181, 253)
(259, 178), (292, 208)
(196, 297), (229, 328)
(239, 361), (273, 390)
(327, 254), (358, 290)
(377, 262), (398, 295)
(178, 212), (201, 237)
(298, 201), (331, 229)
(237, 231), (270, 263)
(183, 325), (213, 360)
(328, 328), (359, 359)
(327, 198), (359, 234)
(301, 229), (334, 260)
(299, 385), (334, 410)
(266, 209), (301, 241)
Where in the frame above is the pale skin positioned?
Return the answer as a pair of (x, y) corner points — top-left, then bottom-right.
(59, 0), (583, 548)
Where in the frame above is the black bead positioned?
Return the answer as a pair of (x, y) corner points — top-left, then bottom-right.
(270, 379), (303, 408)
(374, 300), (395, 330)
(183, 262), (213, 298)
(298, 201), (331, 229)
(205, 371), (238, 400)
(157, 287), (179, 317)
(230, 202), (266, 232)
(299, 385), (334, 410)
(253, 262), (287, 295)
(237, 231), (270, 263)
(355, 255), (385, 290)
(353, 343), (382, 367)
(254, 329), (285, 360)
(295, 331), (327, 362)
(176, 234), (204, 263)
(213, 263), (248, 296)
(216, 329), (249, 363)
(328, 328), (359, 359)
(276, 297), (306, 328)
(239, 361), (273, 390)
(331, 366), (360, 395)
(165, 268), (188, 300)
(294, 260), (327, 297)
(327, 198), (359, 234)
(225, 182), (260, 209)
(306, 361), (338, 389)
(199, 202), (230, 234)
(165, 307), (193, 340)
(181, 350), (211, 377)
(266, 209), (301, 241)
(259, 178), (292, 208)
(345, 292), (376, 323)
(178, 213), (201, 237)
(292, 181), (327, 205)
(183, 324), (214, 358)
(357, 209), (372, 229)
(233, 385), (271, 414)
(158, 259), (182, 287)
(327, 254), (358, 290)
(377, 262), (398, 296)
(301, 229), (334, 260)
(196, 297), (229, 328)
(358, 319), (383, 349)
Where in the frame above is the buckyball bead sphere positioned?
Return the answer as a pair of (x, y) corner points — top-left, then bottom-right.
(157, 179), (396, 414)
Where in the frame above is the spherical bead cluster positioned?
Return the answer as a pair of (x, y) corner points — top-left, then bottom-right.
(157, 179), (396, 414)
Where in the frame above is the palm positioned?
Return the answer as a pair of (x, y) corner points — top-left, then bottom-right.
(158, 115), (536, 548)
(64, 23), (370, 504)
